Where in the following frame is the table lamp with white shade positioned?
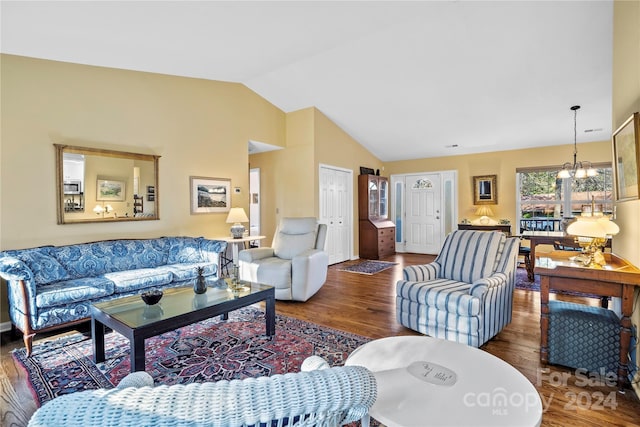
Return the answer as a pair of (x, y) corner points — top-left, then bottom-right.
(93, 204), (113, 218)
(226, 207), (249, 239)
(566, 209), (619, 268)
(473, 206), (495, 225)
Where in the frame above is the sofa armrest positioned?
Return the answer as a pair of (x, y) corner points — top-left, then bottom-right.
(0, 256), (34, 282)
(402, 262), (441, 281)
(199, 239), (227, 262)
(199, 239), (227, 277)
(28, 365), (377, 427)
(238, 247), (275, 263)
(301, 355), (331, 371)
(116, 371), (155, 389)
(0, 256), (38, 330)
(291, 249), (329, 301)
(469, 272), (508, 298)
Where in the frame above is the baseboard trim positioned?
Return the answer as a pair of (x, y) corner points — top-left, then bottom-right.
(1, 321), (12, 333)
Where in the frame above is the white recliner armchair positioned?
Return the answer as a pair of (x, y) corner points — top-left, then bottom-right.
(238, 217), (329, 301)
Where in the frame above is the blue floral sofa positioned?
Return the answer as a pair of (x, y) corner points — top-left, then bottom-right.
(0, 237), (227, 355)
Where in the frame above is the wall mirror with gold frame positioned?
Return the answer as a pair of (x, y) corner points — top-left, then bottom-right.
(55, 144), (160, 224)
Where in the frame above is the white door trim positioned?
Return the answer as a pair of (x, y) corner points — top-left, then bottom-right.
(319, 163), (355, 262)
(391, 170), (458, 254)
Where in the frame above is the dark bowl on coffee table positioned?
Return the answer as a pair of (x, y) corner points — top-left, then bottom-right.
(141, 290), (163, 305)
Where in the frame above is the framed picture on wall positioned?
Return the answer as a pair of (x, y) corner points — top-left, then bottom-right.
(96, 179), (126, 201)
(190, 176), (231, 214)
(612, 112), (640, 201)
(473, 175), (497, 205)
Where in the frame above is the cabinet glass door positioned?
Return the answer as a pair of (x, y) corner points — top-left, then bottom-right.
(369, 177), (379, 217)
(379, 178), (388, 218)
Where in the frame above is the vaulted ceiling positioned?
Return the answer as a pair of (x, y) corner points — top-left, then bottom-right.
(1, 1), (613, 161)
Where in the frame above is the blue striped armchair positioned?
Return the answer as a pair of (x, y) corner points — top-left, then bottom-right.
(396, 230), (519, 347)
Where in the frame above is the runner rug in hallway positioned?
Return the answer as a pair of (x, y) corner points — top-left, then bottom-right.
(12, 307), (370, 407)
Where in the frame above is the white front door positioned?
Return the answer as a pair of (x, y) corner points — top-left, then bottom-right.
(319, 165), (352, 264)
(404, 173), (443, 254)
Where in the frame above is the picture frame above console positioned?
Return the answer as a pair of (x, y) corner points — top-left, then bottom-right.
(473, 174), (497, 205)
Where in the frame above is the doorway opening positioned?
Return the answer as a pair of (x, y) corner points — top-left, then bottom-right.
(249, 167), (261, 247)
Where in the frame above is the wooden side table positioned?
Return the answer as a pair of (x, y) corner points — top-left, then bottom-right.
(535, 251), (640, 389)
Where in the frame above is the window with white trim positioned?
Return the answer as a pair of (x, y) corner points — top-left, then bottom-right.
(516, 165), (613, 233)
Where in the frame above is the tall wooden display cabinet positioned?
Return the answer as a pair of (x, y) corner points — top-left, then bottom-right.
(358, 174), (396, 260)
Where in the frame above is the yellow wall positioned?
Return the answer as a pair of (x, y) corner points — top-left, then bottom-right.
(0, 54), (286, 249)
(249, 107), (383, 254)
(612, 0), (640, 397)
(385, 140), (612, 226)
(248, 108), (316, 246)
(313, 108), (384, 256)
(0, 54), (285, 322)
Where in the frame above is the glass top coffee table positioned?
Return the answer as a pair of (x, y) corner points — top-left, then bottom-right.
(91, 280), (275, 372)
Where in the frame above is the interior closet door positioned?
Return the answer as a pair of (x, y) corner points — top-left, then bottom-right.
(319, 165), (352, 264)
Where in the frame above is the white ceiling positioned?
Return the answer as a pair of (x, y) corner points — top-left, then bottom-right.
(1, 1), (613, 161)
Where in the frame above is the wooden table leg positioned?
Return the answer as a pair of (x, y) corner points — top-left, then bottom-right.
(539, 275), (550, 364)
(618, 285), (633, 390)
(530, 238), (537, 271)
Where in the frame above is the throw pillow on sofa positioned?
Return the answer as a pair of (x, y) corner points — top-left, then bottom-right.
(7, 248), (70, 285)
(167, 237), (204, 264)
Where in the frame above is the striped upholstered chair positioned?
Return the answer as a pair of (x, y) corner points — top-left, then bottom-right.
(396, 230), (519, 347)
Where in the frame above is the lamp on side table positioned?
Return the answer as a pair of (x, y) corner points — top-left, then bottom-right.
(226, 207), (249, 239)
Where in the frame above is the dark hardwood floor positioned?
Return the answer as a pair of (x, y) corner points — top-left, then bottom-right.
(1, 253), (639, 426)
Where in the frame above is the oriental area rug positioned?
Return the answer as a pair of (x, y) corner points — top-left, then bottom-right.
(12, 307), (370, 407)
(337, 260), (397, 275)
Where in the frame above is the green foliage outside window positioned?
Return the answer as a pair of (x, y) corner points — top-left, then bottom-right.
(518, 168), (613, 224)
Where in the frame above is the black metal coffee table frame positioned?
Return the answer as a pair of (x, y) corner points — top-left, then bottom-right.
(91, 283), (275, 372)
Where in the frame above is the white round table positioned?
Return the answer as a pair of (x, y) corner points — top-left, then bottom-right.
(346, 336), (542, 427)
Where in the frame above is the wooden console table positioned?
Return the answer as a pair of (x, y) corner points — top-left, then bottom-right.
(457, 223), (511, 236)
(535, 251), (640, 389)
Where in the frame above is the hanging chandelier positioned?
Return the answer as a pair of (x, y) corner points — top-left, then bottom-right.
(557, 105), (598, 179)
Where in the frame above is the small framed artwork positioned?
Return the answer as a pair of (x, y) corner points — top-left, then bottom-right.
(612, 112), (640, 201)
(359, 167), (375, 175)
(147, 185), (155, 194)
(97, 179), (126, 201)
(147, 194), (155, 202)
(473, 175), (497, 205)
(190, 176), (231, 214)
